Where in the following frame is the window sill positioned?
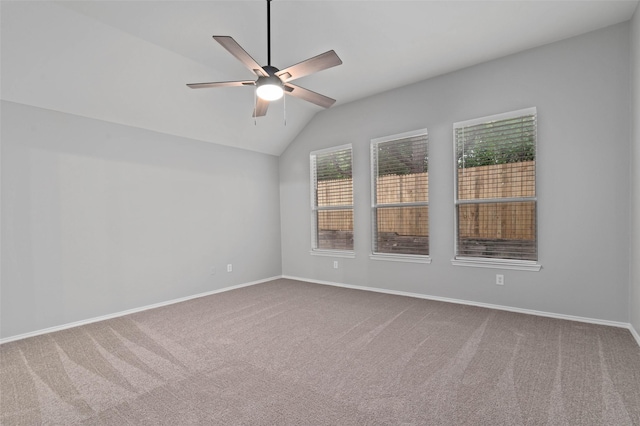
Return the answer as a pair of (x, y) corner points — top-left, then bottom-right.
(370, 253), (431, 264)
(310, 250), (356, 259)
(451, 257), (541, 271)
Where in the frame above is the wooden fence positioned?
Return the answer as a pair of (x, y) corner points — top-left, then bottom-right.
(316, 161), (535, 240)
(458, 161), (535, 241)
(376, 173), (428, 235)
(458, 161), (535, 200)
(316, 178), (353, 232)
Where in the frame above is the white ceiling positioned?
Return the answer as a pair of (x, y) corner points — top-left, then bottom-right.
(1, 1), (637, 155)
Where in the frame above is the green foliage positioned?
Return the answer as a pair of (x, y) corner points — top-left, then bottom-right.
(316, 150), (352, 181)
(457, 117), (535, 168)
(377, 138), (428, 176)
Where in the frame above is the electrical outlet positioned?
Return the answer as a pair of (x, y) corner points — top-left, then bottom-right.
(496, 274), (504, 285)
(227, 264), (233, 272)
(333, 261), (338, 269)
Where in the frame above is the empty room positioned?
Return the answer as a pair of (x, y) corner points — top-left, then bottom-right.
(2, 1), (640, 424)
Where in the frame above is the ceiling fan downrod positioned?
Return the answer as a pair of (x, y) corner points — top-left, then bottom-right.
(267, 0), (272, 67)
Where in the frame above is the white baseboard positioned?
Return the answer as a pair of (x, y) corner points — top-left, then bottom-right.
(283, 275), (636, 337)
(4, 275), (639, 349)
(0, 276), (280, 345)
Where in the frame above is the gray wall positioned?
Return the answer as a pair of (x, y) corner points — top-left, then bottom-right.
(1, 101), (282, 339)
(280, 23), (631, 323)
(631, 6), (640, 336)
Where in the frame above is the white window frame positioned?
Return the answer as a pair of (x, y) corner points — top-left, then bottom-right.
(370, 129), (431, 264)
(452, 107), (541, 271)
(310, 144), (355, 258)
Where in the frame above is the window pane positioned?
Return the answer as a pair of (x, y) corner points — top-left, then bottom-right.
(457, 201), (536, 260)
(375, 206), (428, 255)
(456, 114), (535, 201)
(317, 209), (354, 250)
(377, 135), (428, 204)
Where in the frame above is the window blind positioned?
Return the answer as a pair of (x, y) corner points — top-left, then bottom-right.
(454, 108), (537, 261)
(371, 130), (428, 256)
(311, 145), (353, 251)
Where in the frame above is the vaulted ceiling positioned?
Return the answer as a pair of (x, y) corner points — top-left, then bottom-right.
(2, 1), (637, 155)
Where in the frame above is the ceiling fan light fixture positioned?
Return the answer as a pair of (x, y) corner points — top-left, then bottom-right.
(256, 76), (284, 101)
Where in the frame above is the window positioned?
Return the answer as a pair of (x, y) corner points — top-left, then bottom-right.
(310, 144), (354, 254)
(453, 107), (540, 271)
(371, 129), (429, 261)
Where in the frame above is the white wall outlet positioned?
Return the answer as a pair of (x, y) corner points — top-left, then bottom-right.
(333, 261), (339, 269)
(496, 274), (504, 285)
(227, 264), (233, 272)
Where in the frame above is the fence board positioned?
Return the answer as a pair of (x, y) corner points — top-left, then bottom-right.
(458, 161), (535, 200)
(317, 178), (352, 206)
(457, 161), (535, 241)
(377, 173), (428, 204)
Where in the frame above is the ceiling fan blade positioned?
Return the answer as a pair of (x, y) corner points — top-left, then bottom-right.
(284, 83), (336, 109)
(253, 97), (269, 117)
(187, 81), (255, 89)
(213, 36), (269, 77)
(276, 50), (342, 82)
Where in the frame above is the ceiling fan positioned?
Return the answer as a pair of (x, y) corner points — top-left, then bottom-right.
(187, 0), (342, 118)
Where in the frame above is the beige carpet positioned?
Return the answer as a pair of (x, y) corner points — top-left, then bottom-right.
(2, 278), (640, 425)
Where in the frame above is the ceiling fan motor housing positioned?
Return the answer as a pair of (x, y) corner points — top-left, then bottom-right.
(256, 65), (284, 101)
